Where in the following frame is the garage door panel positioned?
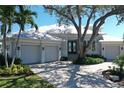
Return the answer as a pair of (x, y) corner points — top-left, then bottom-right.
(105, 46), (120, 60)
(21, 45), (41, 64)
(45, 46), (58, 62)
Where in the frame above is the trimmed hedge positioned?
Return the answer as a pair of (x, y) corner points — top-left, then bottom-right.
(86, 54), (106, 61)
(0, 54), (21, 66)
(73, 57), (104, 65)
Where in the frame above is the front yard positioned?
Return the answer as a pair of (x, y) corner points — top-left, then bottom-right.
(0, 74), (54, 88)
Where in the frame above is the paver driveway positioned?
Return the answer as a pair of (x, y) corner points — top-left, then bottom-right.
(30, 61), (121, 88)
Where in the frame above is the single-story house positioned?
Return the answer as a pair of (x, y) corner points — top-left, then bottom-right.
(2, 24), (124, 64)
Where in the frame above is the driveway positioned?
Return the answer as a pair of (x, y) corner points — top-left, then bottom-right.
(30, 61), (121, 88)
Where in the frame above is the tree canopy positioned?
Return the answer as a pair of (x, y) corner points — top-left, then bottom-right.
(44, 5), (124, 60)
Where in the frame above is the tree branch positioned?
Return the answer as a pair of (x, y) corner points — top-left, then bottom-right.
(43, 5), (79, 31)
(81, 8), (94, 42)
(87, 7), (124, 49)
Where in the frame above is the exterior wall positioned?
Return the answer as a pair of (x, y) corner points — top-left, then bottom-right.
(87, 35), (102, 55)
(7, 38), (62, 63)
(101, 41), (124, 60)
(49, 33), (103, 60)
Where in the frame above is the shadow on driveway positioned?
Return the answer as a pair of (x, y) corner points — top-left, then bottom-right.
(30, 61), (120, 88)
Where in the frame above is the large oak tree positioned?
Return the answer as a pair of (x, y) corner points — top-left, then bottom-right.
(44, 5), (124, 61)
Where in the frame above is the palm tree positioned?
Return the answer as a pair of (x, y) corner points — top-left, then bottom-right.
(0, 6), (16, 68)
(10, 6), (38, 68)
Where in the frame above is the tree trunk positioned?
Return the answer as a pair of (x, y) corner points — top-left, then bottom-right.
(3, 31), (8, 68)
(77, 37), (83, 58)
(10, 29), (22, 68)
(77, 26), (84, 60)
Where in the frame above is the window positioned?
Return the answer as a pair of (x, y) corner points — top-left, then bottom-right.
(68, 41), (77, 53)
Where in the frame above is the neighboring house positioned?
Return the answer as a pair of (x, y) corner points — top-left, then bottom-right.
(4, 24), (124, 64)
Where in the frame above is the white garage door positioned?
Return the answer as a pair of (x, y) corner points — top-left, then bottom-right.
(21, 45), (41, 64)
(105, 46), (120, 60)
(45, 46), (58, 62)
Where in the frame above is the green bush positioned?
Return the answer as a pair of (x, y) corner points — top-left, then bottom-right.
(0, 68), (12, 75)
(73, 57), (104, 65)
(0, 64), (33, 76)
(114, 54), (124, 71)
(86, 54), (106, 61)
(0, 54), (21, 66)
(113, 54), (124, 79)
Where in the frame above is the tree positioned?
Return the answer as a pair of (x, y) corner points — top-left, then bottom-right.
(44, 5), (124, 61)
(0, 6), (16, 68)
(0, 5), (38, 68)
(10, 6), (38, 68)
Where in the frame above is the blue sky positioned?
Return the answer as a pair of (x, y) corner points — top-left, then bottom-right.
(12, 6), (124, 38)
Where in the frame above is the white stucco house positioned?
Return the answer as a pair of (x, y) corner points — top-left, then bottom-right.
(2, 24), (124, 64)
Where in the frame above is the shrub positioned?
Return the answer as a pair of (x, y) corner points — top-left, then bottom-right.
(0, 54), (21, 66)
(73, 57), (104, 65)
(0, 64), (33, 76)
(60, 56), (68, 61)
(86, 54), (106, 61)
(114, 54), (124, 71)
(113, 54), (124, 80)
(85, 57), (104, 64)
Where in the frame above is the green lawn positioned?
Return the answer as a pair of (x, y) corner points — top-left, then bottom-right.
(0, 75), (54, 88)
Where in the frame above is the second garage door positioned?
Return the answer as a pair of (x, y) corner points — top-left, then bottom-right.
(45, 46), (58, 62)
(105, 46), (120, 60)
(21, 45), (41, 64)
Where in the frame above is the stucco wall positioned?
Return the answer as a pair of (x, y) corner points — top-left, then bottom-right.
(101, 42), (124, 60)
(7, 38), (62, 62)
(50, 33), (103, 56)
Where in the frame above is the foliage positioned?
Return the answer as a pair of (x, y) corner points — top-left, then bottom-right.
(44, 5), (124, 60)
(10, 5), (38, 68)
(86, 54), (106, 61)
(73, 57), (104, 65)
(103, 54), (124, 81)
(0, 75), (54, 88)
(0, 6), (38, 68)
(114, 54), (124, 71)
(0, 54), (21, 66)
(60, 56), (68, 61)
(0, 64), (33, 76)
(0, 5), (16, 68)
(113, 54), (124, 79)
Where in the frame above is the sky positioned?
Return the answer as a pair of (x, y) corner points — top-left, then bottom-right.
(12, 5), (124, 38)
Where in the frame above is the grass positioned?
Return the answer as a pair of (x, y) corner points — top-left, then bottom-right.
(0, 74), (54, 88)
